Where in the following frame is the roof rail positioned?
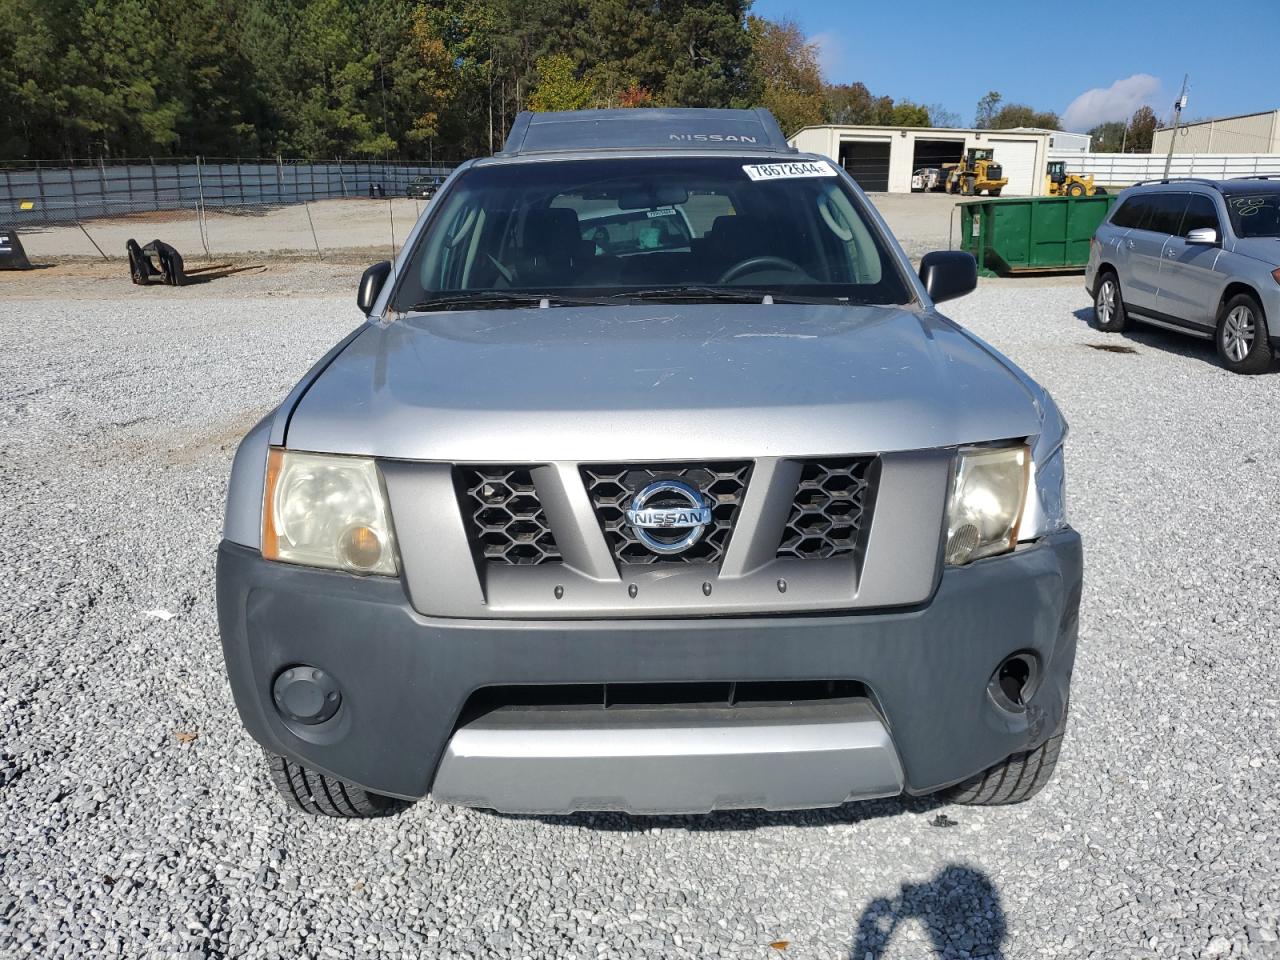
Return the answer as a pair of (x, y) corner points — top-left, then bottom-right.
(1229, 174), (1279, 181)
(1130, 177), (1223, 189)
(497, 108), (796, 157)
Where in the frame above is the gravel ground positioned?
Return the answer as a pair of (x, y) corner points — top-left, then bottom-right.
(1, 274), (1278, 960)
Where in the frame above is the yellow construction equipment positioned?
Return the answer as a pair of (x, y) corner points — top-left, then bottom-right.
(944, 148), (1008, 197)
(1044, 161), (1103, 197)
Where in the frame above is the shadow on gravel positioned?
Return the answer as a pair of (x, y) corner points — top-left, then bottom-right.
(847, 863), (1006, 959)
(1070, 306), (1280, 373)
(495, 793), (943, 833)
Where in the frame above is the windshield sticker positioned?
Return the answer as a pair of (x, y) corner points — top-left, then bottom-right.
(743, 161), (836, 182)
(646, 207), (678, 218)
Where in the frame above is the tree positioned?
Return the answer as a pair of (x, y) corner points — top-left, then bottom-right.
(528, 54), (598, 111)
(745, 16), (823, 135)
(1126, 105), (1157, 153)
(888, 101), (930, 127)
(925, 103), (961, 128)
(1087, 120), (1127, 153)
(990, 103), (1061, 130)
(975, 91), (1002, 129)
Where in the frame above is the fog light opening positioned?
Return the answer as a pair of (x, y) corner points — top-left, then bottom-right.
(273, 665), (343, 726)
(988, 652), (1040, 713)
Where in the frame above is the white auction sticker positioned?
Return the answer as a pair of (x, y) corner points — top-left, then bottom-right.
(742, 161), (836, 181)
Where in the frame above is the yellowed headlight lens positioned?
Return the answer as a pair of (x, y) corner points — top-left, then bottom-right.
(262, 449), (398, 576)
(945, 445), (1030, 566)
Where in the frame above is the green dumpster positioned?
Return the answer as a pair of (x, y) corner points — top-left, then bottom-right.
(956, 194), (1117, 277)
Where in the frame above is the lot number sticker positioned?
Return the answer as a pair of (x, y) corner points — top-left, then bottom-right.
(743, 161), (836, 181)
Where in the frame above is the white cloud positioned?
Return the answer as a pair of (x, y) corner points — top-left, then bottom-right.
(809, 32), (844, 81)
(1062, 74), (1162, 131)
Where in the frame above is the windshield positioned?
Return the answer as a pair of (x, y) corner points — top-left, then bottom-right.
(389, 156), (912, 310)
(1224, 191), (1280, 238)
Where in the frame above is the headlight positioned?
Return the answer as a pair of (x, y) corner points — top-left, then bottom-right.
(262, 449), (399, 576)
(945, 445), (1030, 565)
(1020, 389), (1069, 540)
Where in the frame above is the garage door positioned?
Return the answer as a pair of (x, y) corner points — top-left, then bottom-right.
(838, 140), (891, 192)
(988, 139), (1038, 195)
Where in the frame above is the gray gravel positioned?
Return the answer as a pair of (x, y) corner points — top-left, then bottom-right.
(2, 277), (1278, 960)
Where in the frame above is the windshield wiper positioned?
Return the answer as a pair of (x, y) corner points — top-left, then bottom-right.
(607, 286), (853, 305)
(408, 292), (615, 312)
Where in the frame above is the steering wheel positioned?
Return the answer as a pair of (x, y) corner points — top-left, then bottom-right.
(717, 256), (806, 284)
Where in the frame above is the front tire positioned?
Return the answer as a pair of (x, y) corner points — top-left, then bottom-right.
(1216, 293), (1273, 375)
(1092, 271), (1130, 332)
(988, 188), (1002, 197)
(265, 750), (407, 818)
(943, 709), (1067, 805)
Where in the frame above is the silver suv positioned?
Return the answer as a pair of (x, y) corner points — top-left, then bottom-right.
(217, 108), (1081, 818)
(1086, 177), (1280, 374)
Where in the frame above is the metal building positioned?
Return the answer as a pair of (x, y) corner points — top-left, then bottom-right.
(1006, 127), (1092, 153)
(1152, 109), (1280, 155)
(788, 125), (1052, 195)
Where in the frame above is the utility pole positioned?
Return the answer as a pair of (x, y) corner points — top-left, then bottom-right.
(1163, 74), (1189, 179)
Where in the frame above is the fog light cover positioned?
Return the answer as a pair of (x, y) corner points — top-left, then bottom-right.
(945, 445), (1029, 565)
(263, 449), (398, 575)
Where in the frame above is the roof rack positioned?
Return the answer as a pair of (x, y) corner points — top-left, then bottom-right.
(497, 108), (796, 157)
(1130, 177), (1224, 189)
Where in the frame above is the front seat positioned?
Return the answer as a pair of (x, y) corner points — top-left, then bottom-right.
(520, 209), (587, 286)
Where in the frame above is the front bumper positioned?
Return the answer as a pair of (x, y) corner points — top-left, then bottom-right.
(217, 530), (1082, 811)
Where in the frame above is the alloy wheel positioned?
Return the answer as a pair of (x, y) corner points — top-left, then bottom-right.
(1223, 305), (1255, 362)
(1095, 280), (1115, 326)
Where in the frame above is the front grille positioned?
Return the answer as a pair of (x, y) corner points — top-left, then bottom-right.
(987, 164), (1003, 180)
(582, 462), (751, 565)
(777, 458), (876, 560)
(459, 467), (561, 565)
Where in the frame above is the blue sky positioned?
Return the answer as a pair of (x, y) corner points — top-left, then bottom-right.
(752, 0), (1279, 132)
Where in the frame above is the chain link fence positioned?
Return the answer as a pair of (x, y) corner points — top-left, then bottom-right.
(1, 157), (465, 261)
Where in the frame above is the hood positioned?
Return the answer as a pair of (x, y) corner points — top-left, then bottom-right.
(285, 303), (1041, 462)
(1231, 237), (1280, 266)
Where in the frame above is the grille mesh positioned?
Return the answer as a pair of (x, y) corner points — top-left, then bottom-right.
(776, 458), (876, 560)
(460, 467), (561, 565)
(582, 463), (751, 565)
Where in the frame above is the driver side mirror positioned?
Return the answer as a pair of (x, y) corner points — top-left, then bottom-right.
(1185, 227), (1218, 246)
(919, 251), (978, 304)
(357, 260), (393, 315)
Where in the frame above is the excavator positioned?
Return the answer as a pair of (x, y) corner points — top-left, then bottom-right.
(1044, 160), (1105, 197)
(943, 148), (1008, 196)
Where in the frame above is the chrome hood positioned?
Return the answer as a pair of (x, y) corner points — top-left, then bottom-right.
(285, 304), (1042, 461)
(1231, 237), (1280, 266)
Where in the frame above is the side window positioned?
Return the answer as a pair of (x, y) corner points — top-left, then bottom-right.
(1111, 197), (1147, 229)
(1181, 194), (1220, 235)
(1143, 194), (1190, 236)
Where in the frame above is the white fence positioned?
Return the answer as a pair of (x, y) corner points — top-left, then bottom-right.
(1048, 150), (1280, 187)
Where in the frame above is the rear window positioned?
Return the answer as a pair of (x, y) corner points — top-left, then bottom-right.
(1110, 196), (1147, 229)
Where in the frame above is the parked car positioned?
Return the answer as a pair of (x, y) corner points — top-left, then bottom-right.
(218, 108), (1081, 818)
(1086, 177), (1280, 374)
(408, 175), (442, 199)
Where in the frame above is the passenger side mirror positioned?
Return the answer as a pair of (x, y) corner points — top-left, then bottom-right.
(357, 260), (393, 315)
(1185, 227), (1218, 246)
(919, 251), (978, 304)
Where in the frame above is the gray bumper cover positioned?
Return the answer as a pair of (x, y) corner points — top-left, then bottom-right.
(217, 529), (1081, 811)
